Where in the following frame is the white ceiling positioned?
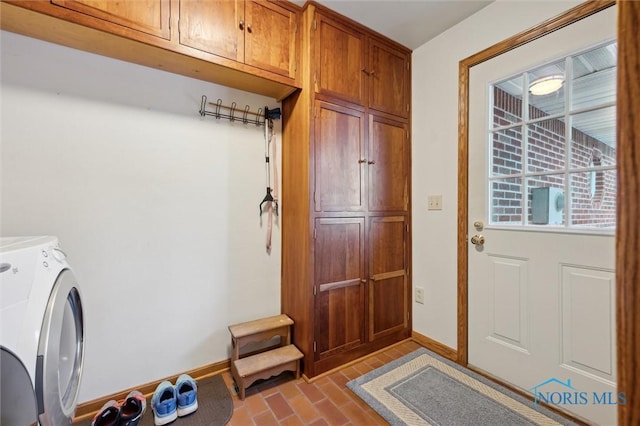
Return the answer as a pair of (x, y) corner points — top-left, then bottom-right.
(291, 0), (494, 50)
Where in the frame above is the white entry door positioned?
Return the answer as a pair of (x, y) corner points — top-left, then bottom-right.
(468, 6), (618, 425)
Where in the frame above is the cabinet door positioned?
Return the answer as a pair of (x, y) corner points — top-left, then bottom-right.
(52, 0), (170, 39)
(314, 101), (365, 212)
(314, 218), (365, 360)
(369, 39), (410, 118)
(314, 13), (366, 105)
(368, 115), (409, 212)
(179, 0), (244, 62)
(368, 216), (408, 341)
(244, 1), (296, 78)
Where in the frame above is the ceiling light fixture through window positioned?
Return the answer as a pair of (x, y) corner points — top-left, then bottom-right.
(529, 75), (564, 95)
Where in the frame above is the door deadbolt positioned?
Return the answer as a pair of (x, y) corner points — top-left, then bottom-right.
(470, 234), (485, 246)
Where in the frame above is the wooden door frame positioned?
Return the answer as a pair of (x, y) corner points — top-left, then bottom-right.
(457, 1), (640, 423)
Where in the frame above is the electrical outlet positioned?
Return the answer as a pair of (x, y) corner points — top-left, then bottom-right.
(428, 195), (443, 210)
(415, 287), (425, 304)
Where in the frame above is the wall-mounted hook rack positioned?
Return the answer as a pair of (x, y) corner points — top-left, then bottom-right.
(199, 95), (266, 127)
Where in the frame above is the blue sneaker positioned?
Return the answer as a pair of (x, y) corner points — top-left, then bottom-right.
(150, 381), (177, 426)
(175, 374), (198, 417)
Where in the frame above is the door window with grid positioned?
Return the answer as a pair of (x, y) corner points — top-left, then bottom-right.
(489, 41), (617, 231)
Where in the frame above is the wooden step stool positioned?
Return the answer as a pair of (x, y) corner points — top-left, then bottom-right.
(228, 314), (303, 400)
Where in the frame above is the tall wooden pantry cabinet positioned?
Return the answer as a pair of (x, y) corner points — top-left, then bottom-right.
(282, 1), (412, 377)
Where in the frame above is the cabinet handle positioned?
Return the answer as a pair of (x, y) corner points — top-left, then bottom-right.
(361, 67), (371, 76)
(358, 159), (367, 164)
(247, 25), (253, 34)
(368, 160), (376, 165)
(239, 20), (245, 30)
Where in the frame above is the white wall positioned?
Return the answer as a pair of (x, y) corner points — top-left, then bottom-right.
(411, 0), (582, 349)
(1, 31), (282, 402)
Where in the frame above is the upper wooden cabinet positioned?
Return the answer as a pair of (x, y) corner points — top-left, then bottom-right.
(314, 13), (366, 106)
(51, 0), (171, 39)
(179, 0), (297, 78)
(0, 0), (300, 100)
(313, 10), (410, 118)
(178, 0), (243, 62)
(244, 1), (296, 77)
(369, 39), (411, 118)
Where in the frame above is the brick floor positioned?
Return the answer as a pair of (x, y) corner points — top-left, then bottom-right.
(226, 340), (422, 426)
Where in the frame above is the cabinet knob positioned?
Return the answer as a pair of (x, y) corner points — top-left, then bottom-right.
(358, 159), (366, 164)
(247, 25), (253, 34)
(368, 160), (376, 165)
(239, 20), (245, 30)
(361, 67), (371, 76)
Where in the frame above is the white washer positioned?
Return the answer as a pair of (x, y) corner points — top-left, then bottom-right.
(0, 236), (84, 426)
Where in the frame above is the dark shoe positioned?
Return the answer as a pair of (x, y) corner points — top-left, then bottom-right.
(91, 400), (120, 426)
(118, 390), (146, 426)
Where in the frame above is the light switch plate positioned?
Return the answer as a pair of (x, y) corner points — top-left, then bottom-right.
(428, 195), (443, 210)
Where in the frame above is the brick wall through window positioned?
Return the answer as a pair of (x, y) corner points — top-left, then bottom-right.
(491, 87), (616, 227)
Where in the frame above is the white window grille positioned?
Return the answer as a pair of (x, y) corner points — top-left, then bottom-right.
(489, 41), (617, 231)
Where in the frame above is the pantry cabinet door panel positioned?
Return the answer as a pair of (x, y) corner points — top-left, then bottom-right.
(315, 218), (365, 360)
(369, 216), (408, 340)
(368, 115), (409, 212)
(314, 101), (366, 212)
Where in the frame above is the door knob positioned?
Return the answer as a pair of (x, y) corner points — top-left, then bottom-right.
(470, 234), (485, 246)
